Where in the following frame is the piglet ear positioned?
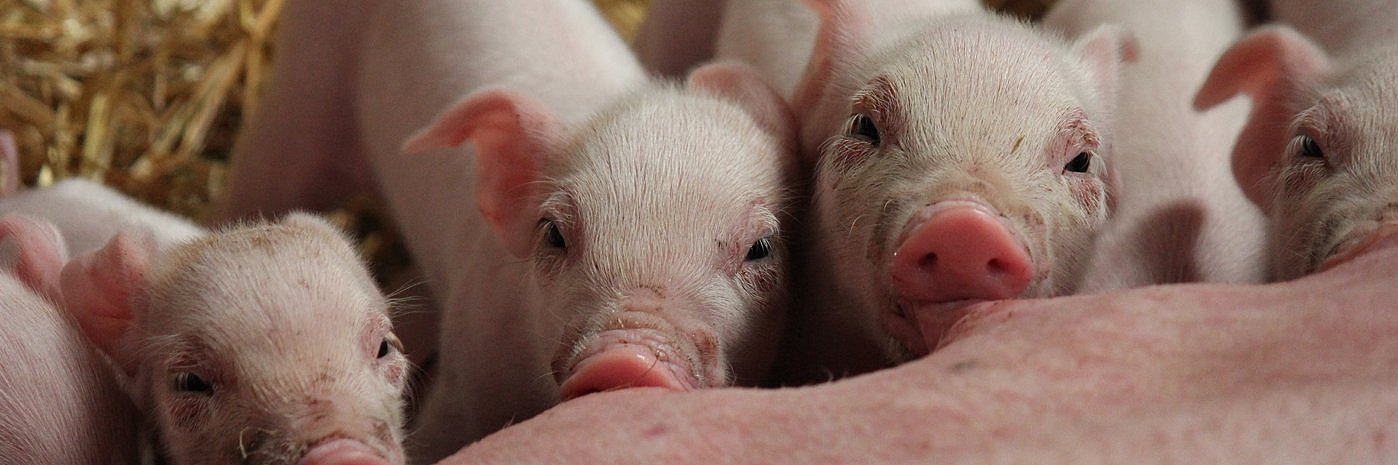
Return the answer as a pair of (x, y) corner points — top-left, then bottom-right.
(1071, 24), (1138, 115)
(0, 214), (69, 299)
(61, 230), (155, 375)
(791, 0), (868, 120)
(402, 89), (559, 258)
(687, 62), (798, 151)
(1194, 25), (1330, 212)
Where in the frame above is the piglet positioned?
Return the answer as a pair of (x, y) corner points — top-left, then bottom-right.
(1042, 0), (1267, 291)
(0, 215), (141, 465)
(709, 0), (1132, 380)
(214, 1), (800, 461)
(1195, 0), (1398, 280)
(52, 210), (408, 465)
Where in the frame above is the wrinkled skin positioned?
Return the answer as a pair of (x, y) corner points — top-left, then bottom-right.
(60, 214), (409, 465)
(1043, 0), (1267, 291)
(432, 237), (1398, 465)
(215, 1), (800, 462)
(1196, 0), (1398, 281)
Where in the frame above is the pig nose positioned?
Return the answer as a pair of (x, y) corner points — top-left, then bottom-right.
(297, 438), (392, 465)
(891, 203), (1033, 302)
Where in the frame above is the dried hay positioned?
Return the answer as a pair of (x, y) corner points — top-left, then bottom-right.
(0, 0), (1052, 282)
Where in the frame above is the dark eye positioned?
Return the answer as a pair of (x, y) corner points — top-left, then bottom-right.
(745, 237), (773, 262)
(377, 332), (403, 359)
(543, 221), (566, 249)
(1298, 135), (1324, 159)
(1064, 152), (1092, 173)
(171, 372), (212, 393)
(846, 113), (880, 146)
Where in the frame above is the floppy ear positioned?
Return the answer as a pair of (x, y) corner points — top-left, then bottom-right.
(790, 0), (869, 148)
(0, 214), (69, 299)
(687, 62), (798, 151)
(1194, 25), (1330, 212)
(402, 89), (560, 258)
(1072, 24), (1138, 117)
(61, 231), (155, 376)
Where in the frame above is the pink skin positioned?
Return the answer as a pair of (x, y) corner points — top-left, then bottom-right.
(0, 214), (69, 298)
(430, 235), (1398, 465)
(728, 0), (1132, 380)
(0, 220), (140, 465)
(59, 213), (408, 465)
(213, 1), (799, 461)
(1043, 0), (1268, 292)
(1, 179), (203, 256)
(633, 0), (726, 77)
(1195, 0), (1398, 281)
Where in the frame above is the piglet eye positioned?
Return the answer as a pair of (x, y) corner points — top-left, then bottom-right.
(543, 220), (566, 250)
(171, 372), (212, 394)
(846, 113), (881, 146)
(1064, 152), (1093, 173)
(745, 237), (773, 262)
(1298, 135), (1324, 159)
(377, 332), (403, 359)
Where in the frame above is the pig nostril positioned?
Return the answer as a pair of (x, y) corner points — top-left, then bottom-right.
(987, 258), (1006, 277)
(918, 253), (938, 272)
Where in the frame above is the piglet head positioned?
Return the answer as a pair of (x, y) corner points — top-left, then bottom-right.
(795, 0), (1133, 358)
(408, 64), (799, 399)
(64, 214), (408, 465)
(1197, 26), (1398, 280)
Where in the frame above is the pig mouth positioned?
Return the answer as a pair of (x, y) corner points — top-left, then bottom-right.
(297, 436), (401, 465)
(889, 299), (985, 357)
(1318, 221), (1398, 273)
(555, 324), (705, 401)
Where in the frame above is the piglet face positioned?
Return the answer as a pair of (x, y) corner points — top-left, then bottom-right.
(809, 20), (1118, 359)
(1269, 55), (1398, 280)
(535, 86), (798, 399)
(133, 216), (407, 465)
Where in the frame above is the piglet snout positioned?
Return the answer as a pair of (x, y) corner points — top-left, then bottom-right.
(558, 328), (698, 401)
(297, 438), (392, 465)
(891, 202), (1033, 303)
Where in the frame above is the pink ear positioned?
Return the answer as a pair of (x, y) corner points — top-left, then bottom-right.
(791, 0), (867, 125)
(1072, 24), (1138, 116)
(687, 62), (798, 151)
(402, 89), (560, 258)
(60, 231), (155, 375)
(1194, 26), (1330, 212)
(0, 214), (68, 298)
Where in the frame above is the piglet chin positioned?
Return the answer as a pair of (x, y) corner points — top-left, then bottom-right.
(1319, 222), (1398, 273)
(559, 329), (699, 401)
(296, 438), (395, 465)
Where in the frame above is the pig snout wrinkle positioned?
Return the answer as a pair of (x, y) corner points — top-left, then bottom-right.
(891, 204), (1033, 302)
